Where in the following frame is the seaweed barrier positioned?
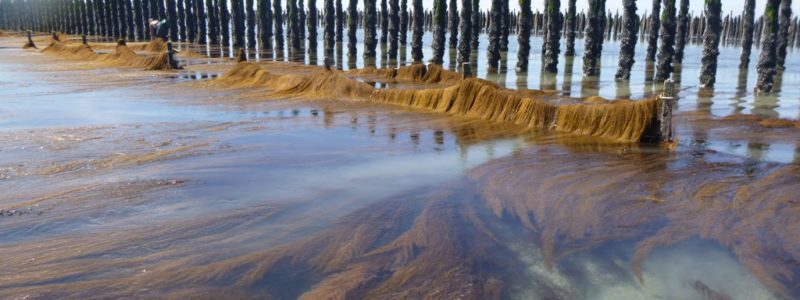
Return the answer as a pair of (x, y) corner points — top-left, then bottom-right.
(216, 62), (666, 143)
(348, 63), (463, 84)
(38, 37), (181, 71)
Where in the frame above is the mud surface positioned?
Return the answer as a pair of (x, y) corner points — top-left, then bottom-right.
(0, 33), (798, 299)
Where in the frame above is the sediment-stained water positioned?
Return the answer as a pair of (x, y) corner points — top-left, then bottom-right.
(0, 31), (798, 299)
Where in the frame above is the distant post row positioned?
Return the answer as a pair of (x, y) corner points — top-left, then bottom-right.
(0, 0), (795, 93)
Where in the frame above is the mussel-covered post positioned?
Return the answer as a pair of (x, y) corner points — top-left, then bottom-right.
(757, 0), (780, 93)
(646, 0), (661, 62)
(458, 0), (472, 64)
(740, 0), (756, 68)
(515, 0), (532, 71)
(614, 0), (638, 81)
(654, 0), (677, 82)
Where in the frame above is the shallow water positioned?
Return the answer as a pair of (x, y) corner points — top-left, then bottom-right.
(0, 32), (798, 299)
(191, 28), (800, 163)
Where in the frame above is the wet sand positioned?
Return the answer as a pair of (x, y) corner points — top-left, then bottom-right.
(0, 33), (798, 299)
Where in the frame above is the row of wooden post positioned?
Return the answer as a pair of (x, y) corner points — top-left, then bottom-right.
(0, 0), (793, 93)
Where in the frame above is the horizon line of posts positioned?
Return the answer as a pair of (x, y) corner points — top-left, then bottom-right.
(0, 0), (795, 93)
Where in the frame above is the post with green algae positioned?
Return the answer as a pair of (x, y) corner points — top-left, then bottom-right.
(655, 0), (677, 82)
(757, 0), (781, 92)
(699, 0), (722, 87)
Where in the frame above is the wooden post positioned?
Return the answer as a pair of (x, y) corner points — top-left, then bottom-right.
(659, 79), (675, 143)
(82, 34), (88, 44)
(25, 30), (36, 49)
(236, 48), (246, 62)
(167, 41), (179, 69)
(461, 62), (472, 79)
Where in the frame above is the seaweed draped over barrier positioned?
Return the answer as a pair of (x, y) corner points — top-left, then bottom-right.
(216, 62), (662, 143)
(39, 38), (179, 70)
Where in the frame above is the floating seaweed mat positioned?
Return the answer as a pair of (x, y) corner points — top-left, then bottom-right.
(41, 39), (179, 70)
(218, 62), (661, 142)
(349, 63), (462, 84)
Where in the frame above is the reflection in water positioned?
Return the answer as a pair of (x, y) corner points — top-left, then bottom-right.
(697, 86), (715, 112)
(616, 80), (631, 99)
(562, 56), (575, 96)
